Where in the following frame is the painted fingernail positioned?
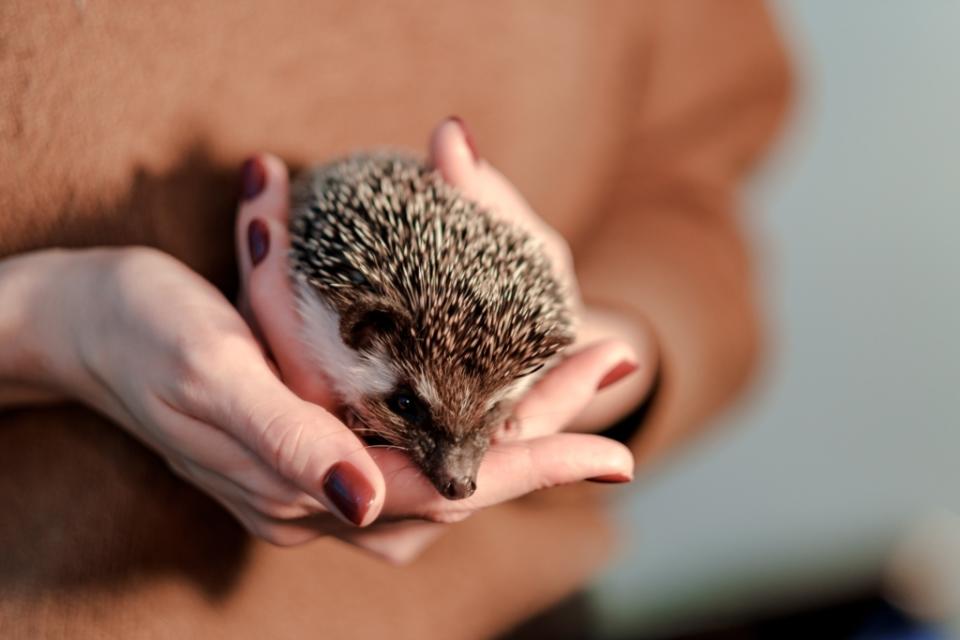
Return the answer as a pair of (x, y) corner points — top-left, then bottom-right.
(323, 462), (376, 526)
(587, 473), (633, 484)
(247, 219), (269, 266)
(240, 156), (267, 201)
(597, 360), (639, 391)
(448, 115), (480, 163)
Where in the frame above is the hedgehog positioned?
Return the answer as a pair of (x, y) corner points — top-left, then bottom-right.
(288, 153), (574, 500)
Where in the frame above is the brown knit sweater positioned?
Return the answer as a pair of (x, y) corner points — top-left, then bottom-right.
(0, 1), (790, 637)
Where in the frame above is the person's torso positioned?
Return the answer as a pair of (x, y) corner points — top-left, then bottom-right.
(0, 0), (645, 288)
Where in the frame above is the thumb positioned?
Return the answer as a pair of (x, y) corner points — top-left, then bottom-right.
(217, 361), (386, 527)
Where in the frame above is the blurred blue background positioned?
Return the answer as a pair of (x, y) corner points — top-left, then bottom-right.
(592, 2), (960, 636)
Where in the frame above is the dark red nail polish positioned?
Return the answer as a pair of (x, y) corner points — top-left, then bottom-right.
(248, 219), (269, 266)
(587, 473), (633, 484)
(597, 360), (639, 391)
(240, 156), (267, 201)
(448, 115), (480, 163)
(323, 462), (376, 526)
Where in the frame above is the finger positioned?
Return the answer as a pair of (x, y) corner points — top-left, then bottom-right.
(427, 117), (559, 243)
(484, 433), (635, 499)
(234, 154), (335, 407)
(189, 348), (385, 527)
(236, 154), (290, 294)
(507, 339), (639, 440)
(173, 457), (326, 522)
(152, 403), (330, 514)
(378, 433), (634, 520)
(428, 117), (479, 190)
(427, 118), (581, 308)
(164, 462), (319, 545)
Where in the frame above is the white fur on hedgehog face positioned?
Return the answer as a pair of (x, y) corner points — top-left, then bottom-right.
(294, 282), (399, 405)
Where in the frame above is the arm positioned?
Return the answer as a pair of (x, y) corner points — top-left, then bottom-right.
(0, 251), (77, 408)
(574, 0), (793, 463)
(0, 214), (634, 560)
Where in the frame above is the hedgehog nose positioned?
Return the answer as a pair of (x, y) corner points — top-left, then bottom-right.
(442, 476), (477, 500)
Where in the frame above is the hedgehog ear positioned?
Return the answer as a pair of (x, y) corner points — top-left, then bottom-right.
(341, 303), (409, 351)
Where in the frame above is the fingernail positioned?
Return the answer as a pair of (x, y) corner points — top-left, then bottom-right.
(597, 360), (638, 391)
(240, 156), (267, 201)
(587, 473), (633, 484)
(448, 115), (480, 164)
(247, 219), (269, 266)
(323, 462), (376, 526)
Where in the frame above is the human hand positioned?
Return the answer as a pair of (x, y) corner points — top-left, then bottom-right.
(236, 126), (637, 561)
(17, 246), (390, 546)
(428, 117), (660, 432)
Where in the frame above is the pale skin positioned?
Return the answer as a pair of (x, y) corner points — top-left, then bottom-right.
(0, 119), (658, 563)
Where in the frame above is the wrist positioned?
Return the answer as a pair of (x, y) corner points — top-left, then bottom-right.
(0, 250), (80, 402)
(0, 248), (126, 406)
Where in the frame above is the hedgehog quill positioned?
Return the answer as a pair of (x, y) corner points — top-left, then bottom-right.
(289, 154), (573, 500)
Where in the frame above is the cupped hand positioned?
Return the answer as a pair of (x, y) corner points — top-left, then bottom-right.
(43, 245), (389, 546)
(236, 121), (637, 561)
(430, 118), (660, 432)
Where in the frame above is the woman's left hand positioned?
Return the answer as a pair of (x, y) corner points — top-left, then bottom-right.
(429, 118), (660, 433)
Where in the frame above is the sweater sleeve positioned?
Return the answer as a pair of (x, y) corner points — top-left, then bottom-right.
(574, 0), (793, 465)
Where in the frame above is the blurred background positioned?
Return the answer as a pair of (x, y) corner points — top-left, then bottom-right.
(591, 2), (960, 638)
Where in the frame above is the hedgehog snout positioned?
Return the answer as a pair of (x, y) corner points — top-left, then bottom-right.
(440, 476), (477, 500)
(423, 436), (487, 501)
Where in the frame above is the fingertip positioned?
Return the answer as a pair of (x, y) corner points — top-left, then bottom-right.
(232, 382), (385, 526)
(569, 338), (641, 391)
(428, 117), (479, 187)
(259, 153), (290, 191)
(236, 153), (290, 228)
(321, 458), (385, 527)
(235, 153), (292, 280)
(597, 359), (640, 392)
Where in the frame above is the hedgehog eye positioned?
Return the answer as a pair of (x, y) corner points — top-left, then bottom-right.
(387, 389), (429, 426)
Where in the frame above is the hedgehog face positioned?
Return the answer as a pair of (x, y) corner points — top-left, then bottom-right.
(356, 381), (497, 500)
(344, 299), (566, 500)
(296, 283), (568, 500)
(296, 285), (510, 500)
(348, 363), (525, 501)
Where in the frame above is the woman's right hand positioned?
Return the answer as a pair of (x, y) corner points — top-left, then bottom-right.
(0, 245), (390, 541)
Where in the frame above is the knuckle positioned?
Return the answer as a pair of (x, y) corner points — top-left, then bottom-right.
(173, 332), (222, 382)
(257, 414), (309, 479)
(163, 341), (222, 408)
(168, 331), (252, 402)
